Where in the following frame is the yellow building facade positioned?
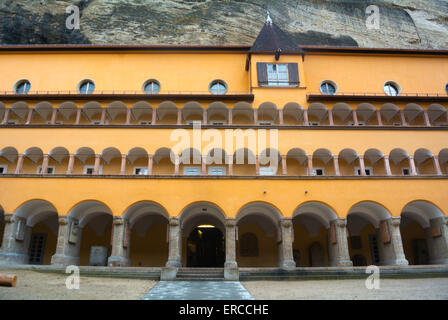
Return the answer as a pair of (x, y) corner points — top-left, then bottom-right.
(0, 21), (447, 278)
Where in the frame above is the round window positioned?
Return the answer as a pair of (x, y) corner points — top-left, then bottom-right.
(14, 80), (31, 94)
(209, 80), (227, 95)
(445, 83), (448, 94)
(383, 81), (400, 96)
(143, 80), (161, 94)
(78, 80), (95, 94)
(320, 81), (337, 95)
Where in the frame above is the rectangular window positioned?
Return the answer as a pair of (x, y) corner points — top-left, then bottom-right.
(0, 165), (7, 174)
(139, 121), (152, 125)
(134, 167), (148, 175)
(46, 121), (63, 125)
(310, 122), (320, 126)
(37, 166), (55, 174)
(368, 234), (380, 265)
(354, 166), (373, 176)
(259, 166), (277, 176)
(402, 168), (410, 175)
(349, 121), (366, 126)
(258, 121), (274, 125)
(91, 120), (109, 125)
(84, 165), (102, 174)
(257, 62), (299, 87)
(208, 166), (226, 175)
(6, 120), (18, 125)
(28, 233), (47, 265)
(183, 166), (201, 175)
(210, 120), (226, 125)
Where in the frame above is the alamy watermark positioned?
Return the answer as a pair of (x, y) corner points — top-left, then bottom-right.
(65, 265), (80, 290)
(66, 5), (80, 30)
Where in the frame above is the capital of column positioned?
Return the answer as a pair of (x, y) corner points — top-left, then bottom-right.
(333, 218), (347, 228)
(169, 217), (180, 226)
(4, 214), (14, 223)
(58, 216), (69, 225)
(113, 216), (124, 225)
(225, 218), (236, 227)
(390, 217), (401, 227)
(280, 218), (293, 228)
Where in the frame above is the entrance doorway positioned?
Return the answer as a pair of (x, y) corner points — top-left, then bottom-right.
(186, 226), (225, 267)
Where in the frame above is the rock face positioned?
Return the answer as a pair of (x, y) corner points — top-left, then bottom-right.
(0, 0), (447, 48)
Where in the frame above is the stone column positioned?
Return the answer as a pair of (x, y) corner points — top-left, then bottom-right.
(409, 156), (418, 176)
(1, 108), (10, 124)
(165, 217), (182, 268)
(51, 216), (82, 266)
(425, 216), (448, 264)
(253, 109), (258, 124)
(376, 110), (383, 126)
(352, 110), (359, 126)
(328, 109), (334, 126)
(120, 154), (127, 175)
(14, 154), (24, 174)
(227, 155), (233, 176)
(278, 219), (296, 270)
(255, 155), (260, 175)
(433, 156), (443, 176)
(384, 155), (392, 176)
(224, 219), (239, 280)
(228, 109), (232, 125)
(423, 110), (432, 127)
(281, 155), (287, 175)
(93, 154), (101, 175)
(201, 155), (207, 175)
(358, 156), (366, 176)
(400, 110), (408, 126)
(125, 108), (131, 125)
(151, 109), (157, 125)
(333, 156), (341, 176)
(25, 108), (33, 125)
(376, 218), (408, 266)
(50, 108), (57, 125)
(202, 109), (207, 125)
(75, 109), (82, 125)
(177, 109), (182, 125)
(307, 155), (314, 176)
(41, 154), (49, 175)
(303, 109), (309, 126)
(66, 154), (75, 174)
(0, 214), (31, 264)
(108, 217), (130, 267)
(100, 108), (107, 125)
(278, 109), (284, 125)
(174, 155), (180, 175)
(147, 155), (153, 175)
(327, 219), (353, 266)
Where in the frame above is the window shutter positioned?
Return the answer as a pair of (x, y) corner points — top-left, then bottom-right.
(288, 63), (299, 86)
(256, 62), (268, 86)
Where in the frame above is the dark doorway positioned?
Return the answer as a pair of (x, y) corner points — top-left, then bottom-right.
(412, 239), (429, 265)
(186, 227), (225, 267)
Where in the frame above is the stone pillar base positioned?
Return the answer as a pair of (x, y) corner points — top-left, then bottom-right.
(224, 261), (239, 281)
(429, 258), (448, 265)
(165, 260), (182, 268)
(0, 251), (28, 265)
(107, 256), (130, 267)
(329, 259), (353, 267)
(380, 258), (409, 266)
(51, 254), (80, 266)
(279, 259), (296, 270)
(161, 267), (178, 280)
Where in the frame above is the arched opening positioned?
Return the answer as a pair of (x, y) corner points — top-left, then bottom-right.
(180, 202), (226, 267)
(182, 101), (203, 124)
(0, 206), (4, 249)
(22, 147), (43, 174)
(308, 103), (329, 126)
(205, 148), (228, 175)
(292, 202), (338, 267)
(401, 201), (448, 265)
(332, 103), (352, 126)
(338, 148), (360, 176)
(127, 147), (149, 175)
(57, 101), (78, 124)
(179, 148), (202, 175)
(357, 103), (378, 126)
(414, 148), (437, 175)
(73, 147), (96, 174)
(347, 202), (393, 266)
(207, 102), (228, 125)
(364, 149), (386, 176)
(81, 101), (103, 124)
(236, 202), (280, 267)
(33, 102), (54, 125)
(131, 101), (153, 125)
(68, 201), (113, 266)
(106, 101), (127, 125)
(258, 102), (278, 125)
(124, 201), (169, 267)
(232, 102), (253, 125)
(156, 101), (178, 124)
(0, 147), (18, 174)
(100, 147), (122, 175)
(9, 102), (29, 124)
(48, 147), (70, 174)
(233, 148), (256, 176)
(153, 148), (175, 175)
(286, 148), (307, 176)
(389, 148), (412, 176)
(380, 103), (401, 126)
(11, 200), (59, 265)
(439, 149), (448, 175)
(283, 102), (303, 125)
(427, 104), (447, 126)
(312, 149), (334, 176)
(404, 103), (425, 126)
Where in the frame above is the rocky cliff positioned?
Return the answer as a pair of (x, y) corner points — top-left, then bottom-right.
(0, 0), (447, 48)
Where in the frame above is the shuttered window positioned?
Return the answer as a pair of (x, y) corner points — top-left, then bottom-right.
(257, 62), (299, 87)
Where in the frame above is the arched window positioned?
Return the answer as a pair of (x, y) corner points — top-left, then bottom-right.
(320, 80), (337, 95)
(143, 80), (161, 94)
(14, 80), (31, 94)
(209, 80), (227, 95)
(240, 232), (258, 257)
(383, 81), (400, 96)
(78, 80), (95, 94)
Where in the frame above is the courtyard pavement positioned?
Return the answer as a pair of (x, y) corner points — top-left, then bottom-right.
(141, 281), (255, 300)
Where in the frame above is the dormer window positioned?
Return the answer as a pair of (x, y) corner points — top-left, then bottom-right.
(257, 63), (299, 87)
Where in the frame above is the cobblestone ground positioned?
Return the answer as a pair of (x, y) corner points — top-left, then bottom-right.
(0, 269), (156, 300)
(242, 278), (448, 300)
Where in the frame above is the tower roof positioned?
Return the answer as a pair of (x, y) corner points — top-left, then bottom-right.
(250, 16), (303, 54)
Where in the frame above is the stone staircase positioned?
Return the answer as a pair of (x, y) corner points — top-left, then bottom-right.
(175, 267), (225, 281)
